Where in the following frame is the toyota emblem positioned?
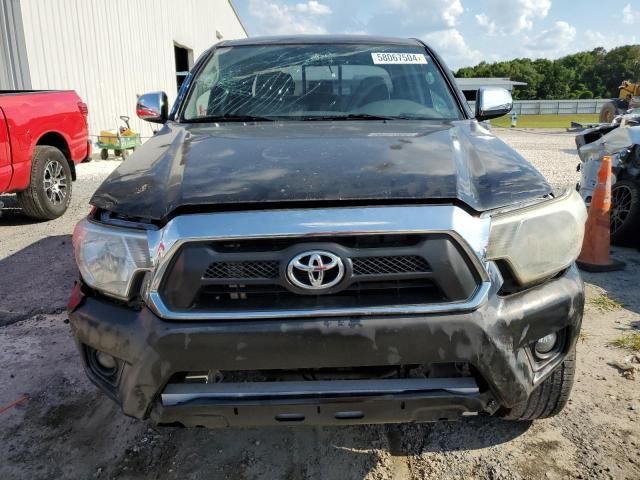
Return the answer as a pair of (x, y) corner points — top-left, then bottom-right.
(286, 250), (345, 290)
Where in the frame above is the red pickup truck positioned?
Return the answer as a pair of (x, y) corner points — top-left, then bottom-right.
(0, 90), (90, 220)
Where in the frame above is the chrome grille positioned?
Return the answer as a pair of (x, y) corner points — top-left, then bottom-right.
(352, 255), (430, 276)
(203, 261), (279, 280)
(197, 279), (444, 311)
(159, 232), (481, 316)
(149, 206), (490, 320)
(203, 255), (430, 281)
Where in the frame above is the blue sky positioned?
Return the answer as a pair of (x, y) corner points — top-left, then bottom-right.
(232, 0), (640, 69)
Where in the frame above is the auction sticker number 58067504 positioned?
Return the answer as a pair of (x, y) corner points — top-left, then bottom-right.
(371, 53), (428, 64)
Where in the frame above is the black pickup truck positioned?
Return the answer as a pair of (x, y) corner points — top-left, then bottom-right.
(69, 35), (587, 428)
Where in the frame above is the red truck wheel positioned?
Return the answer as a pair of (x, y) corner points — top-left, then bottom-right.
(17, 146), (73, 220)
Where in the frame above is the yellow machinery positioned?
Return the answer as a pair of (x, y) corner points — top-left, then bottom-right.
(599, 80), (640, 123)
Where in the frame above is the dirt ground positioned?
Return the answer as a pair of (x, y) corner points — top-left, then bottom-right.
(1, 129), (639, 480)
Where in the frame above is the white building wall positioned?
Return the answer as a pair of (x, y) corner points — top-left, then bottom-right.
(0, 0), (31, 89)
(18, 0), (247, 138)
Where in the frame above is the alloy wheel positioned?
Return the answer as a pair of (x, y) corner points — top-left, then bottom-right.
(611, 184), (633, 233)
(43, 159), (68, 205)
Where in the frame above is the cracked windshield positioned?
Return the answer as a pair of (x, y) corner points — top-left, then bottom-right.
(182, 44), (463, 121)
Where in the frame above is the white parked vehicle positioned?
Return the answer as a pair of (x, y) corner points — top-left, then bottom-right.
(576, 112), (640, 245)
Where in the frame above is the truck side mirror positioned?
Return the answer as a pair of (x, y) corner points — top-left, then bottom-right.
(475, 87), (512, 121)
(136, 91), (168, 123)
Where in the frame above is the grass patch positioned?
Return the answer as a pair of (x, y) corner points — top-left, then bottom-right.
(612, 333), (640, 352)
(588, 293), (623, 312)
(491, 114), (599, 129)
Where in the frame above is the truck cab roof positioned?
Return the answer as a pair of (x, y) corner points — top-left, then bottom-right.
(217, 35), (425, 48)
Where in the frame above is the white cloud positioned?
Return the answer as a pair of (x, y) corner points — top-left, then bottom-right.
(442, 0), (464, 27)
(475, 13), (496, 35)
(383, 0), (464, 28)
(422, 28), (484, 69)
(524, 21), (576, 54)
(248, 0), (331, 35)
(622, 3), (640, 25)
(515, 0), (551, 31)
(474, 0), (551, 35)
(584, 30), (610, 48)
(294, 1), (331, 15)
(584, 30), (639, 50)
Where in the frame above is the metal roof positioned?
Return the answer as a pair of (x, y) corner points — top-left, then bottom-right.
(456, 77), (527, 91)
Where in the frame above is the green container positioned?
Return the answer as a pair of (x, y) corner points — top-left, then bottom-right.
(97, 134), (142, 159)
(97, 134), (142, 150)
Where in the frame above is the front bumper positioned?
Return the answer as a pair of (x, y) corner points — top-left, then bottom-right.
(69, 264), (584, 427)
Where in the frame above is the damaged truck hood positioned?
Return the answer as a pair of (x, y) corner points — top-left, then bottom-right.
(90, 120), (551, 221)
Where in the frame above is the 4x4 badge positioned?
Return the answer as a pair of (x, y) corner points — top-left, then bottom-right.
(287, 250), (345, 290)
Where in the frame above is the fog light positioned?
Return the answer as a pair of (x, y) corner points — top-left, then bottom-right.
(95, 351), (117, 370)
(85, 346), (120, 384)
(534, 332), (558, 356)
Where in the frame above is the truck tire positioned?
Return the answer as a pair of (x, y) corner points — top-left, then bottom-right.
(499, 348), (576, 421)
(599, 102), (618, 123)
(611, 179), (640, 246)
(17, 146), (73, 220)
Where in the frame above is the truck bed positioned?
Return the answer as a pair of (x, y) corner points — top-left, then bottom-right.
(0, 89), (89, 193)
(0, 90), (68, 95)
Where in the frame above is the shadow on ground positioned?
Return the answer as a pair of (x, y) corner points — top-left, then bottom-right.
(3, 373), (532, 479)
(0, 194), (38, 226)
(383, 417), (531, 454)
(0, 234), (74, 325)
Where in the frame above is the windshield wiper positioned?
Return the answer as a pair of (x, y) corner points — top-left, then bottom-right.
(394, 113), (441, 120)
(299, 113), (395, 121)
(188, 114), (275, 123)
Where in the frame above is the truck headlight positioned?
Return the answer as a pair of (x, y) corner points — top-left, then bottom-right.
(72, 218), (152, 300)
(487, 189), (587, 286)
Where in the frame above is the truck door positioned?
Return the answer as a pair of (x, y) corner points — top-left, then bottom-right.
(0, 107), (11, 192)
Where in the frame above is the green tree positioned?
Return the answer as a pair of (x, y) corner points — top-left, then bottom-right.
(597, 45), (640, 96)
(454, 45), (640, 100)
(534, 59), (573, 99)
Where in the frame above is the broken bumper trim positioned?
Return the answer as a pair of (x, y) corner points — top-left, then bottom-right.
(155, 378), (483, 427)
(161, 377), (479, 406)
(155, 384), (484, 428)
(68, 264), (584, 427)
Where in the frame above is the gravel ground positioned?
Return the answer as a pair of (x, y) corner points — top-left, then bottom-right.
(1, 129), (639, 480)
(492, 128), (582, 192)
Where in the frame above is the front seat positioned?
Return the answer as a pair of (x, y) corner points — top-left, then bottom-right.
(349, 76), (390, 109)
(304, 81), (338, 111)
